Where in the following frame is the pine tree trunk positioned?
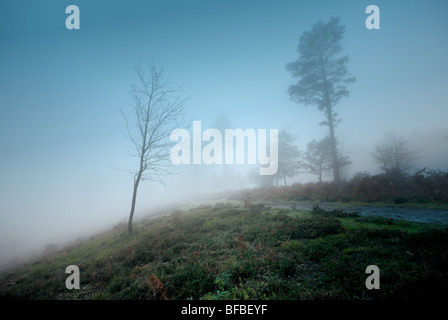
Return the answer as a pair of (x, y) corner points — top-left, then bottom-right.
(328, 121), (340, 184)
(321, 64), (340, 185)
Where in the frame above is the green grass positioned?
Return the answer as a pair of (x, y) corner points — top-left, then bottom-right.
(1, 203), (447, 300)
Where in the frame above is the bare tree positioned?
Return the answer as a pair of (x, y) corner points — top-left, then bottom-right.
(276, 129), (301, 186)
(122, 63), (186, 233)
(373, 133), (417, 176)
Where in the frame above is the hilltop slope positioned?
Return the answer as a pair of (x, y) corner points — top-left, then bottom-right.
(1, 203), (447, 300)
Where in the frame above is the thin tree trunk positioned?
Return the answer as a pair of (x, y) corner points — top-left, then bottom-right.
(328, 119), (340, 184)
(128, 123), (146, 233)
(128, 173), (141, 233)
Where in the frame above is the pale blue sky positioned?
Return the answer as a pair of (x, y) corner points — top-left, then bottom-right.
(1, 0), (447, 266)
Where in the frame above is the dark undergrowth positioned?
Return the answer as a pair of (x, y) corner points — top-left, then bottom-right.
(237, 168), (448, 206)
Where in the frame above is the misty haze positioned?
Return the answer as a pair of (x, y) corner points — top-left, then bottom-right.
(1, 0), (447, 305)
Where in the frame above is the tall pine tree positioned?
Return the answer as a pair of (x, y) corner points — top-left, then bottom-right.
(286, 17), (355, 184)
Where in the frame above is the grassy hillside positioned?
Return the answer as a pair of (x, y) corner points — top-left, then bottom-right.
(1, 203), (447, 300)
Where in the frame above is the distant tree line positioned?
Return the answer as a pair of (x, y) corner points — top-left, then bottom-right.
(246, 129), (447, 204)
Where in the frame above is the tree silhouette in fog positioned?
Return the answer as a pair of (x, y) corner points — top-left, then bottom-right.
(302, 137), (333, 183)
(276, 129), (301, 186)
(286, 17), (355, 184)
(373, 133), (417, 177)
(122, 63), (186, 233)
